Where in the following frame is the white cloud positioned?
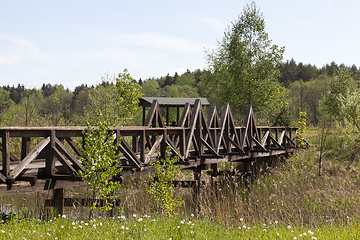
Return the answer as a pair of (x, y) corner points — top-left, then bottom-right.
(0, 33), (52, 65)
(123, 32), (204, 54)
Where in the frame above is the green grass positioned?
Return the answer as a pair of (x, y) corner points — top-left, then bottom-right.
(2, 127), (360, 239)
(1, 214), (360, 239)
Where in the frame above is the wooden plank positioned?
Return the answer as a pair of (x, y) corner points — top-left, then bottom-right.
(55, 138), (84, 172)
(139, 130), (145, 163)
(200, 138), (220, 157)
(177, 103), (191, 127)
(269, 135), (285, 150)
(185, 100), (201, 158)
(0, 143), (19, 162)
(9, 137), (50, 180)
(216, 103), (229, 153)
(119, 137), (142, 169)
(21, 137), (31, 160)
(65, 137), (82, 156)
(144, 100), (157, 127)
(250, 136), (268, 152)
(145, 135), (163, 164)
(46, 130), (55, 177)
(228, 136), (245, 154)
(278, 130), (285, 146)
(53, 147), (77, 175)
(261, 130), (270, 147)
(2, 130), (10, 178)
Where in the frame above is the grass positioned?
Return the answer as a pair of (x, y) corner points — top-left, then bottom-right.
(1, 126), (360, 238)
(1, 213), (360, 239)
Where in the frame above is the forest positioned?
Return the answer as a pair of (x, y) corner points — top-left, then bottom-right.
(0, 60), (359, 128)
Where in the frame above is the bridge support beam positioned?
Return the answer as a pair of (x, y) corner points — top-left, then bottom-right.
(244, 159), (254, 192)
(53, 188), (64, 216)
(210, 164), (218, 198)
(193, 166), (202, 215)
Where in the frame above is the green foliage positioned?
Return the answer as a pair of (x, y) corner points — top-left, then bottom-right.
(78, 114), (122, 211)
(321, 67), (360, 131)
(146, 150), (184, 217)
(85, 69), (142, 126)
(0, 87), (14, 114)
(296, 112), (307, 147)
(204, 1), (286, 119)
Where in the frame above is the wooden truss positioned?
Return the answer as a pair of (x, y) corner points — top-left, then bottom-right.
(0, 100), (299, 188)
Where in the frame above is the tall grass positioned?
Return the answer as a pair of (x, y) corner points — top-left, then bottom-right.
(1, 127), (360, 229)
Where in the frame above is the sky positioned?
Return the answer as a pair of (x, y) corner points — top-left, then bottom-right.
(1, 0), (360, 91)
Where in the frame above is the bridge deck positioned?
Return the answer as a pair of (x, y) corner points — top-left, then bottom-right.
(0, 100), (298, 194)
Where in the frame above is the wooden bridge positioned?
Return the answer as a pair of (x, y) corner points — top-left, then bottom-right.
(0, 99), (299, 201)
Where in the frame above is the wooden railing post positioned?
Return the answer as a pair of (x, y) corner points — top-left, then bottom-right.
(2, 130), (10, 179)
(21, 137), (31, 160)
(46, 130), (55, 177)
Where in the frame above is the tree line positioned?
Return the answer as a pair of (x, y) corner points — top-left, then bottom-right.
(2, 1), (360, 128)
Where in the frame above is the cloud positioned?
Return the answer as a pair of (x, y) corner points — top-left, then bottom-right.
(0, 33), (51, 65)
(122, 32), (204, 54)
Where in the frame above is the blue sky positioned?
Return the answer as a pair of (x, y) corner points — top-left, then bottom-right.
(1, 0), (359, 90)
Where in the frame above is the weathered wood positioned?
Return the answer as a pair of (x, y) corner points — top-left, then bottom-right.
(145, 135), (163, 164)
(64, 137), (82, 156)
(53, 188), (64, 215)
(53, 147), (77, 175)
(2, 130), (10, 179)
(55, 138), (84, 172)
(0, 101), (299, 194)
(9, 137), (50, 180)
(46, 130), (56, 177)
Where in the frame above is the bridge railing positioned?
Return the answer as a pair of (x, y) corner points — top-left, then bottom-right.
(0, 100), (298, 186)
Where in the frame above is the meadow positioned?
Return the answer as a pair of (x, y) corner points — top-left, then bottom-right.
(1, 126), (360, 239)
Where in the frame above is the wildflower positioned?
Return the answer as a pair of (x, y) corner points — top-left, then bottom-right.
(85, 223), (88, 226)
(138, 218), (143, 222)
(177, 226), (180, 229)
(240, 218), (243, 222)
(121, 226), (125, 230)
(311, 237), (317, 240)
(308, 230), (314, 235)
(287, 225), (291, 229)
(191, 214), (194, 217)
(133, 214), (137, 218)
(100, 222), (103, 226)
(303, 233), (306, 236)
(62, 214), (66, 218)
(263, 229), (267, 232)
(274, 220), (278, 224)
(61, 225), (64, 229)
(144, 229), (147, 231)
(72, 222), (75, 226)
(294, 237), (297, 240)
(242, 225), (246, 229)
(126, 227), (129, 230)
(180, 220), (185, 224)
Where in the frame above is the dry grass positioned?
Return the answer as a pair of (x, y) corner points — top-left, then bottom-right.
(1, 127), (360, 228)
